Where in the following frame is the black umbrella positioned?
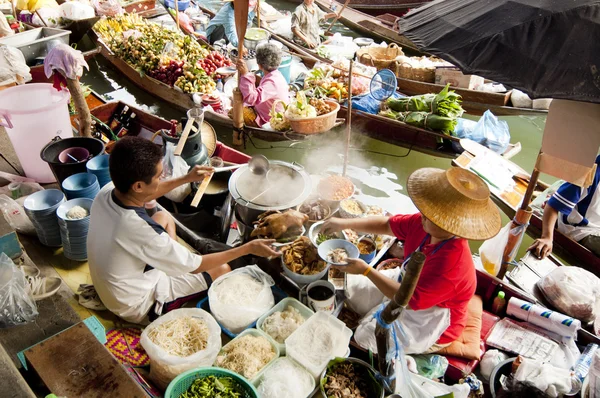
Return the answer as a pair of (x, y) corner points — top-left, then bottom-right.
(400, 0), (600, 103)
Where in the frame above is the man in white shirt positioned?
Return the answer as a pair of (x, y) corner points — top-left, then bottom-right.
(87, 137), (279, 323)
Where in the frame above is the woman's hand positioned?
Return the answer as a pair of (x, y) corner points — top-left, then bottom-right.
(333, 258), (369, 275)
(244, 239), (281, 257)
(185, 165), (214, 183)
(321, 217), (346, 234)
(236, 59), (249, 75)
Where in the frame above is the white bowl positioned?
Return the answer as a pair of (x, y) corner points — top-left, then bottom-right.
(318, 239), (359, 266)
(282, 256), (329, 286)
(308, 221), (344, 247)
(338, 199), (367, 219)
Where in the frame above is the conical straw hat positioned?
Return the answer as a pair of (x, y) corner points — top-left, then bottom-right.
(407, 167), (501, 240)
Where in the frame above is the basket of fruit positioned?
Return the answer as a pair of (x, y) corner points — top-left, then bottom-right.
(279, 92), (340, 135)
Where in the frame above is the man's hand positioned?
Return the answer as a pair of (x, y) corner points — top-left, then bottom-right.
(244, 239), (281, 257)
(321, 217), (345, 234)
(306, 39), (317, 49)
(242, 46), (249, 57)
(324, 12), (337, 19)
(236, 59), (249, 75)
(528, 237), (553, 259)
(185, 165), (214, 184)
(333, 258), (369, 275)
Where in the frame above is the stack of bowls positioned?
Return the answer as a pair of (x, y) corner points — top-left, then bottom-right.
(62, 173), (100, 200)
(56, 198), (93, 261)
(86, 154), (111, 188)
(23, 189), (65, 247)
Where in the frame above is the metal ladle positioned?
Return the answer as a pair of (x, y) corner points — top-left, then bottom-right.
(248, 154), (269, 176)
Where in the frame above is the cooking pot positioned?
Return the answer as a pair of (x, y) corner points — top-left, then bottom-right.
(229, 160), (312, 228)
(160, 128), (209, 167)
(244, 27), (270, 50)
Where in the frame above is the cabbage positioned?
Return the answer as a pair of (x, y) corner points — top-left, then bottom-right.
(285, 91), (317, 120)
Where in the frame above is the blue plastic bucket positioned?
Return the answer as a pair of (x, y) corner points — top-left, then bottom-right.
(278, 55), (292, 84)
(164, 0), (189, 11)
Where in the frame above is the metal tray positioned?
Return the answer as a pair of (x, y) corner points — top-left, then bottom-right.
(0, 27), (70, 64)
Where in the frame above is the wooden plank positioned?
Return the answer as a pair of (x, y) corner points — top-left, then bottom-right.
(25, 323), (147, 398)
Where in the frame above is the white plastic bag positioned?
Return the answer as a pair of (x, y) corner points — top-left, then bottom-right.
(32, 7), (62, 27)
(208, 265), (275, 333)
(0, 12), (14, 37)
(480, 349), (508, 381)
(0, 46), (31, 86)
(538, 267), (600, 323)
(479, 222), (513, 276)
(0, 253), (38, 328)
(0, 195), (36, 235)
(162, 142), (191, 203)
(92, 0), (123, 16)
(140, 308), (222, 389)
(59, 1), (95, 20)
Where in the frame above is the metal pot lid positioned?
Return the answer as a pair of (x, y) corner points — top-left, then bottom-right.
(229, 160), (312, 210)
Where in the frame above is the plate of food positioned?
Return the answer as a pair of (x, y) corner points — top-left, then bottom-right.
(282, 236), (329, 285)
(299, 199), (332, 225)
(251, 210), (308, 246)
(318, 239), (359, 266)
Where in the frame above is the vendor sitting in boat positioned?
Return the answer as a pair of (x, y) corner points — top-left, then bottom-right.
(206, 0), (256, 53)
(291, 0), (337, 49)
(234, 43), (289, 127)
(87, 136), (280, 324)
(529, 155), (600, 259)
(323, 167), (501, 354)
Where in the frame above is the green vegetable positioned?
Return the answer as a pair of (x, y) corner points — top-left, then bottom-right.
(180, 375), (243, 398)
(316, 233), (334, 245)
(379, 109), (457, 135)
(386, 84), (464, 119)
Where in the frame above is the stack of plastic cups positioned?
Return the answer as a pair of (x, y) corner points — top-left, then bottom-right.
(56, 198), (93, 261)
(61, 173), (100, 200)
(23, 189), (66, 247)
(86, 154), (111, 188)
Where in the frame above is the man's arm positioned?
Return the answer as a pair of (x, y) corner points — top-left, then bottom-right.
(291, 26), (314, 48)
(191, 239), (280, 274)
(323, 12), (337, 19)
(147, 165), (213, 202)
(322, 216), (394, 236)
(528, 204), (559, 259)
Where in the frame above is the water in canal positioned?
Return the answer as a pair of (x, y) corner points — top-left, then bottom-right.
(81, 0), (554, 259)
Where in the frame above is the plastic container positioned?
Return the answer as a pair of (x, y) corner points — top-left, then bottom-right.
(165, 367), (259, 398)
(197, 285), (287, 339)
(0, 84), (72, 182)
(256, 298), (314, 355)
(164, 0), (189, 11)
(285, 311), (353, 379)
(216, 328), (280, 383)
(86, 154), (111, 188)
(278, 55), (292, 84)
(41, 136), (105, 186)
(252, 357), (316, 398)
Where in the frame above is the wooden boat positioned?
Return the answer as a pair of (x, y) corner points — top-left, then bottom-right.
(285, 0), (429, 17)
(452, 142), (600, 276)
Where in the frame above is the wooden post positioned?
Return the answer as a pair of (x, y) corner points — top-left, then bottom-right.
(497, 206), (533, 279)
(521, 168), (540, 211)
(342, 60), (353, 177)
(175, 0), (180, 30)
(66, 78), (92, 138)
(375, 251), (426, 387)
(232, 0), (249, 147)
(256, 0), (261, 28)
(324, 0), (351, 36)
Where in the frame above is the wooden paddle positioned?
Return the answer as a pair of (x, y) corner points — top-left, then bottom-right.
(175, 0), (180, 30)
(190, 174), (213, 207)
(342, 60), (353, 177)
(174, 118), (194, 156)
(324, 0), (351, 36)
(232, 0), (249, 146)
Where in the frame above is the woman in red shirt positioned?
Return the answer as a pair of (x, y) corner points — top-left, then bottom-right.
(323, 167), (501, 354)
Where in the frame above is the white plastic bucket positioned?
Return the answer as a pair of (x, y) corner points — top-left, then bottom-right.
(0, 84), (72, 183)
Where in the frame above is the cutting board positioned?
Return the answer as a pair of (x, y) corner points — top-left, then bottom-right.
(24, 323), (147, 398)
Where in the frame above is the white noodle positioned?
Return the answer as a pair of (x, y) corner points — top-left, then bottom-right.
(147, 316), (209, 357)
(262, 306), (305, 343)
(215, 335), (276, 379)
(258, 358), (314, 398)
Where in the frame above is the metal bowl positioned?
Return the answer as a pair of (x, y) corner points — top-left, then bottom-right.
(320, 357), (384, 398)
(354, 37), (374, 47)
(244, 28), (270, 50)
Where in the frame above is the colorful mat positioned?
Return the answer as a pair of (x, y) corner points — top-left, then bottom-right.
(105, 328), (150, 367)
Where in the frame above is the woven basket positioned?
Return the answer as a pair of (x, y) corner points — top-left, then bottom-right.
(395, 62), (436, 83)
(357, 43), (404, 70)
(165, 367), (259, 398)
(285, 100), (341, 135)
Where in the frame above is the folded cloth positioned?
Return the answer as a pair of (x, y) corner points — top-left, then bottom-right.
(514, 357), (573, 397)
(44, 43), (88, 81)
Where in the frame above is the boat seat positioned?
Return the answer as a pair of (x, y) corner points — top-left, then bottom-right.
(437, 295), (500, 382)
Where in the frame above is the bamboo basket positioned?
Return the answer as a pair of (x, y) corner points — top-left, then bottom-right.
(280, 100), (341, 135)
(357, 43), (404, 71)
(395, 62), (436, 83)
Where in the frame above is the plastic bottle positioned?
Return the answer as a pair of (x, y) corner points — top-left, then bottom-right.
(216, 79), (223, 92)
(569, 343), (600, 395)
(491, 291), (506, 315)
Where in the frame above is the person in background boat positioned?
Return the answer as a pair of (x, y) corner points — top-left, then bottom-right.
(291, 0), (337, 49)
(87, 136), (280, 324)
(529, 155), (600, 259)
(322, 167), (501, 354)
(205, 0), (257, 54)
(234, 43), (289, 127)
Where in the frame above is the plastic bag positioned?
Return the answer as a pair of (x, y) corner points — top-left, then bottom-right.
(480, 349), (508, 381)
(208, 265), (274, 333)
(478, 222), (513, 276)
(59, 2), (95, 20)
(0, 195), (36, 235)
(32, 7), (62, 27)
(0, 12), (14, 37)
(456, 110), (510, 154)
(162, 142), (191, 203)
(92, 0), (123, 16)
(538, 267), (600, 323)
(0, 253), (38, 328)
(414, 354), (449, 380)
(0, 46), (31, 87)
(140, 308), (222, 390)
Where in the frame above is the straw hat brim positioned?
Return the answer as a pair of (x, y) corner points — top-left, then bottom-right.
(407, 167), (501, 240)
